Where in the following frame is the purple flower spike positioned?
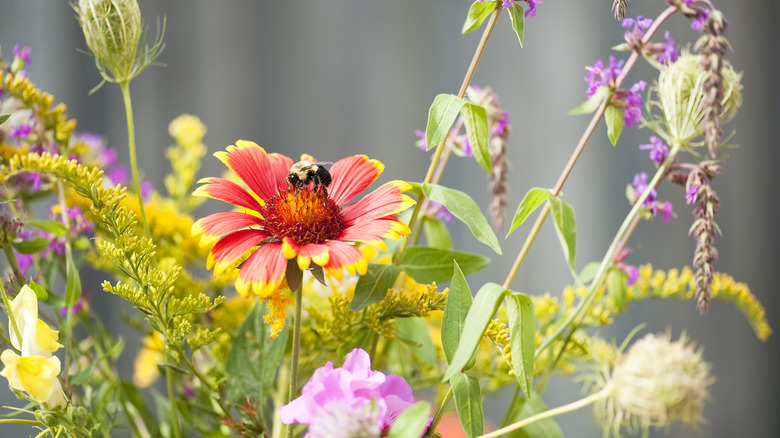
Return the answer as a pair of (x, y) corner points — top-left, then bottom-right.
(12, 45), (31, 65)
(623, 80), (646, 127)
(686, 184), (700, 204)
(584, 56), (623, 98)
(632, 172), (658, 210)
(658, 31), (678, 65)
(639, 136), (669, 165)
(691, 8), (710, 31)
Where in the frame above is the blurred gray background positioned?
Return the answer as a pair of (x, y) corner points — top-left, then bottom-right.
(1, 1), (777, 437)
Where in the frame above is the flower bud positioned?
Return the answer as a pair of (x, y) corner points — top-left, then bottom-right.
(656, 52), (741, 144)
(76, 0), (142, 83)
(593, 332), (712, 436)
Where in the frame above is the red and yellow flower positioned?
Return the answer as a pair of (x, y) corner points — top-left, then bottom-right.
(192, 140), (414, 298)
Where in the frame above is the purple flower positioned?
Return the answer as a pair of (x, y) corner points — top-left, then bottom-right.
(8, 124), (32, 139)
(491, 112), (510, 136)
(686, 184), (700, 204)
(428, 201), (454, 223)
(414, 129), (427, 151)
(623, 80), (646, 127)
(524, 0), (537, 18)
(12, 45), (31, 65)
(584, 56), (623, 98)
(622, 15), (652, 31)
(690, 8), (710, 31)
(502, 0), (514, 8)
(280, 348), (425, 437)
(106, 166), (129, 186)
(15, 253), (33, 275)
(657, 200), (674, 223)
(639, 136), (669, 165)
(632, 172), (657, 210)
(140, 181), (153, 201)
(658, 31), (678, 65)
(459, 135), (473, 157)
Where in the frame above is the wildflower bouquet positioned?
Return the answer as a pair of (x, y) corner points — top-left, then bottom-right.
(0, 0), (771, 437)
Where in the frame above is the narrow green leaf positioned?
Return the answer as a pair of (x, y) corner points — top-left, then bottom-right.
(395, 317), (437, 365)
(548, 197), (577, 276)
(401, 246), (489, 285)
(422, 216), (453, 250)
(461, 103), (491, 173)
(27, 280), (49, 301)
(462, 0), (497, 34)
(606, 267), (629, 311)
(451, 373), (484, 438)
(350, 263), (403, 311)
(27, 219), (68, 237)
(425, 94), (467, 152)
(13, 237), (50, 254)
(65, 248), (82, 307)
(443, 283), (507, 381)
(387, 401), (431, 438)
(578, 261), (601, 285)
(423, 183), (502, 254)
(605, 105), (625, 145)
(70, 361), (98, 385)
(507, 3), (526, 47)
(442, 261), (472, 365)
(506, 188), (551, 237)
(569, 86), (608, 115)
(505, 292), (535, 397)
(0, 114), (9, 125)
(505, 395), (565, 438)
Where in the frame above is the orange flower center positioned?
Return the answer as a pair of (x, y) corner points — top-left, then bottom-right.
(261, 186), (344, 245)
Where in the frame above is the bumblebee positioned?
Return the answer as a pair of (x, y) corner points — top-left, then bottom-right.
(287, 160), (332, 194)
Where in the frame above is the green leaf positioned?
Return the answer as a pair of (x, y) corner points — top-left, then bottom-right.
(350, 263), (403, 311)
(505, 395), (564, 438)
(395, 317), (437, 365)
(422, 216), (453, 250)
(461, 102), (491, 173)
(0, 196), (15, 204)
(423, 183), (502, 254)
(606, 267), (628, 311)
(65, 248), (82, 307)
(13, 237), (50, 254)
(120, 379), (161, 437)
(27, 219), (68, 237)
(441, 261), (472, 365)
(548, 197), (577, 277)
(451, 373), (484, 438)
(578, 261), (601, 285)
(443, 283), (507, 381)
(462, 0), (497, 34)
(605, 105), (625, 145)
(69, 361), (98, 385)
(506, 188), (551, 237)
(0, 114), (9, 125)
(401, 246), (489, 285)
(505, 292), (535, 397)
(387, 401), (431, 438)
(425, 94), (467, 152)
(569, 86), (609, 115)
(507, 3), (526, 47)
(27, 280), (49, 301)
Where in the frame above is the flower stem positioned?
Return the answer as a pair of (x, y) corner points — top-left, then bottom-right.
(397, 6), (502, 264)
(0, 279), (22, 352)
(165, 349), (182, 438)
(119, 82), (150, 237)
(502, 5), (678, 289)
(477, 389), (608, 438)
(2, 245), (24, 285)
(286, 283), (304, 438)
(535, 142), (681, 357)
(425, 386), (453, 437)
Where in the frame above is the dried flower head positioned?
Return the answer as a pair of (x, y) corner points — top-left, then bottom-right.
(591, 332), (712, 436)
(654, 52), (741, 146)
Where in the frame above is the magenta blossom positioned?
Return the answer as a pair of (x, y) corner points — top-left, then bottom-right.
(639, 136), (669, 165)
(281, 348), (426, 438)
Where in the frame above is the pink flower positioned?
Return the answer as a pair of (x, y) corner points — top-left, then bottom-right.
(281, 348), (426, 438)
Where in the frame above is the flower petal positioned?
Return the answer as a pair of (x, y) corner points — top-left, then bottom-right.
(236, 242), (287, 297)
(193, 177), (263, 212)
(281, 237), (330, 270)
(209, 229), (269, 274)
(269, 153), (295, 193)
(339, 217), (410, 249)
(341, 181), (415, 224)
(322, 241), (368, 279)
(215, 141), (286, 201)
(192, 212), (264, 247)
(327, 155), (384, 206)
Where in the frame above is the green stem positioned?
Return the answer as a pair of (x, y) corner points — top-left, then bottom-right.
(286, 283), (304, 438)
(119, 82), (150, 237)
(535, 142), (682, 357)
(0, 280), (22, 352)
(477, 389), (608, 438)
(2, 245), (25, 285)
(425, 386), (453, 437)
(273, 356), (291, 438)
(396, 6), (502, 264)
(165, 349), (182, 438)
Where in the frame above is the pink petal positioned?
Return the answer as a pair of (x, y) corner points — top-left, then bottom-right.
(216, 141), (285, 201)
(235, 242), (287, 297)
(193, 177), (263, 212)
(341, 181), (414, 225)
(268, 153), (295, 193)
(281, 237), (330, 269)
(327, 155), (384, 206)
(192, 212), (263, 240)
(339, 217), (409, 245)
(321, 241), (365, 274)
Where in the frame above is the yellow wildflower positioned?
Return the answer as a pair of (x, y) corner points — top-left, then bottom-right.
(133, 332), (165, 388)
